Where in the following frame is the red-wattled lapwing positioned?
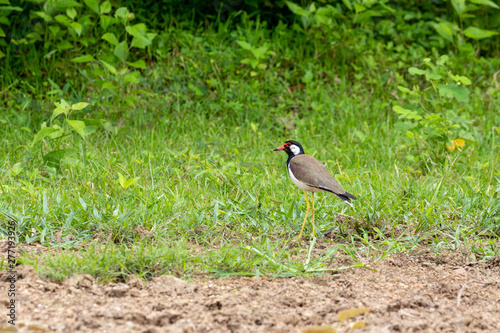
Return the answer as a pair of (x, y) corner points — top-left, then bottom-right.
(274, 140), (356, 238)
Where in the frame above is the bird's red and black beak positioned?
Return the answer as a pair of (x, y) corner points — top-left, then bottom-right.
(273, 144), (286, 151)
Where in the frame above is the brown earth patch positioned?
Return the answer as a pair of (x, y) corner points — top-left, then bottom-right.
(1, 252), (500, 332)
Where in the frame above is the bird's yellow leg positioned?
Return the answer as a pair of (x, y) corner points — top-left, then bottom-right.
(298, 191), (310, 238)
(311, 192), (315, 238)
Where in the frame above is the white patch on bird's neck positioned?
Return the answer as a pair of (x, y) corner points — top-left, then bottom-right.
(289, 144), (301, 156)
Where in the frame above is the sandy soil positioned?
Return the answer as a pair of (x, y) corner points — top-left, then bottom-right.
(1, 248), (499, 333)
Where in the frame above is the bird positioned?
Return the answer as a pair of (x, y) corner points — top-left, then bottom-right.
(274, 140), (356, 238)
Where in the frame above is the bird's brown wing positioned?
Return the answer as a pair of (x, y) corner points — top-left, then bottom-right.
(289, 154), (351, 197)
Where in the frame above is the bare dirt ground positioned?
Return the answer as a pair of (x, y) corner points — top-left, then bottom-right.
(1, 249), (500, 333)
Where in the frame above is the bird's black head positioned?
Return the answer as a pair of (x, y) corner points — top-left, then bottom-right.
(273, 140), (305, 157)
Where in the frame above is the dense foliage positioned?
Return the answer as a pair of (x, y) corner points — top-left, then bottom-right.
(0, 1), (499, 281)
(2, 0), (499, 93)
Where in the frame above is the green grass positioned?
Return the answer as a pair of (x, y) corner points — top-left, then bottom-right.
(1, 17), (499, 283)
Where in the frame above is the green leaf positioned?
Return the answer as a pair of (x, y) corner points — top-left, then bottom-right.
(71, 102), (89, 110)
(125, 23), (147, 37)
(10, 163), (24, 177)
(102, 81), (117, 90)
(394, 121), (417, 132)
(354, 10), (383, 24)
(342, 0), (353, 11)
(71, 55), (95, 63)
(102, 32), (119, 46)
(408, 67), (427, 75)
(285, 1), (310, 16)
(77, 118), (103, 127)
(353, 3), (366, 13)
(114, 7), (129, 23)
(84, 125), (97, 136)
(55, 14), (70, 26)
(436, 55), (449, 66)
(315, 7), (336, 27)
(451, 0), (466, 15)
(117, 172), (139, 188)
(1, 6), (23, 11)
(114, 41), (128, 62)
(70, 21), (82, 36)
(437, 83), (470, 102)
(426, 70), (442, 81)
(241, 58), (259, 69)
(127, 24), (152, 49)
(32, 127), (60, 147)
(251, 45), (269, 59)
(79, 196), (87, 210)
(147, 32), (157, 42)
(45, 0), (81, 11)
(463, 26), (499, 40)
(397, 86), (411, 93)
(449, 73), (472, 85)
(84, 0), (100, 14)
(100, 0), (111, 14)
(47, 78), (61, 91)
(433, 21), (455, 42)
(0, 27), (5, 38)
(66, 119), (87, 139)
(26, 32), (42, 41)
(100, 60), (117, 74)
(43, 149), (77, 170)
(393, 105), (409, 114)
(76, 118), (107, 133)
(33, 11), (53, 22)
(57, 40), (73, 51)
(124, 71), (140, 84)
(48, 25), (60, 37)
(127, 59), (146, 68)
(55, 99), (70, 109)
(51, 102), (70, 121)
(393, 105), (422, 120)
(236, 40), (252, 51)
(302, 70), (313, 84)
(100, 15), (113, 30)
(448, 85), (470, 103)
(131, 34), (151, 49)
(66, 7), (76, 20)
(469, 0), (499, 9)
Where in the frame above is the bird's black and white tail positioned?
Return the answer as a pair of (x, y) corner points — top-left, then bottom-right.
(336, 192), (356, 207)
(318, 186), (357, 207)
